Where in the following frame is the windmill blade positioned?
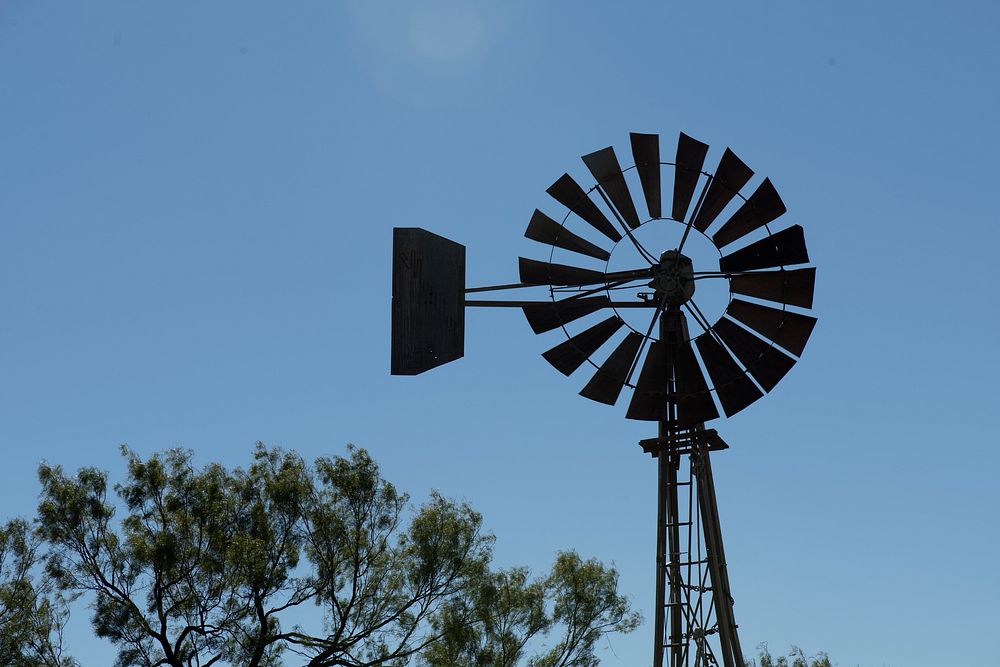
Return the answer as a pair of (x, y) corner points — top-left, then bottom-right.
(726, 299), (817, 356)
(630, 132), (661, 219)
(711, 178), (787, 248)
(692, 148), (754, 232)
(730, 268), (816, 308)
(626, 340), (669, 421)
(522, 296), (611, 334)
(718, 225), (809, 272)
(672, 340), (720, 425)
(659, 308), (718, 425)
(525, 210), (611, 261)
(712, 317), (795, 392)
(519, 257), (605, 286)
(547, 174), (622, 243)
(542, 316), (624, 376)
(582, 147), (642, 229)
(580, 332), (644, 405)
(672, 132), (709, 221)
(695, 334), (764, 417)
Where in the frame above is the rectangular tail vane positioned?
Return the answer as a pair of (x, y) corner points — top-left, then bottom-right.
(390, 228), (466, 375)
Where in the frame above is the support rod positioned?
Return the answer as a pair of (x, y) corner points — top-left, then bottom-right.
(650, 307), (744, 667)
(666, 454), (682, 667)
(653, 439), (668, 667)
(694, 449), (744, 667)
(464, 300), (657, 308)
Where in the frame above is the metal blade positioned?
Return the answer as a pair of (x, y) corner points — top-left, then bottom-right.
(542, 316), (623, 376)
(658, 308), (718, 425)
(546, 173), (622, 243)
(626, 341), (669, 421)
(582, 146), (642, 229)
(524, 209), (611, 261)
(692, 148), (753, 232)
(730, 267), (816, 308)
(519, 257), (605, 286)
(672, 340), (720, 425)
(712, 317), (795, 392)
(522, 296), (611, 334)
(695, 334), (764, 417)
(711, 178), (786, 248)
(672, 132), (709, 221)
(579, 332), (644, 405)
(630, 132), (661, 219)
(718, 225), (809, 272)
(726, 299), (817, 356)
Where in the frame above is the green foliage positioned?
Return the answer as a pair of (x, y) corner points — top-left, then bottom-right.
(420, 552), (640, 667)
(530, 552), (641, 667)
(32, 443), (638, 667)
(0, 518), (74, 666)
(748, 644), (832, 667)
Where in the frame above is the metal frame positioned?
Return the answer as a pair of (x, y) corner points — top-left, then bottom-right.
(391, 131), (820, 667)
(643, 311), (744, 667)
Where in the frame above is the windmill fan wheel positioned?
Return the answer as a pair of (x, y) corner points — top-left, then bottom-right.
(519, 132), (818, 425)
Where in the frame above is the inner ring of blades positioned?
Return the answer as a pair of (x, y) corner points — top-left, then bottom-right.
(548, 213), (731, 354)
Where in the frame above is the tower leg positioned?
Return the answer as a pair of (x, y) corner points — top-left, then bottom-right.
(653, 448), (684, 667)
(653, 450), (667, 667)
(693, 447), (744, 667)
(649, 434), (744, 667)
(666, 454), (683, 667)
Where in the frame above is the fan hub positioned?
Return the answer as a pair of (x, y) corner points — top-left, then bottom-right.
(651, 250), (695, 305)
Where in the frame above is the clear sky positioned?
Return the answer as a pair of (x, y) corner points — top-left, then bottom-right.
(2, 2), (998, 665)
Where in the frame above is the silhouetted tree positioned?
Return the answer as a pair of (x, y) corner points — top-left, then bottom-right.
(421, 552), (639, 667)
(0, 518), (74, 666)
(746, 644), (832, 667)
(34, 444), (639, 667)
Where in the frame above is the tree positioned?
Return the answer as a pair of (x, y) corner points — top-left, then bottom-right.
(421, 552), (640, 667)
(35, 444), (639, 666)
(0, 518), (74, 666)
(746, 644), (832, 667)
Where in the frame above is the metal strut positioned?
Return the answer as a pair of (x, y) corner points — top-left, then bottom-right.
(649, 435), (742, 667)
(649, 307), (744, 667)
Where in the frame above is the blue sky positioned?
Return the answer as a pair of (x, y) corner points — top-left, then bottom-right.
(2, 2), (999, 665)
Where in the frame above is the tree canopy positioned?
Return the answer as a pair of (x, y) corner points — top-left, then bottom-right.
(746, 645), (833, 667)
(0, 516), (73, 666)
(0, 443), (641, 667)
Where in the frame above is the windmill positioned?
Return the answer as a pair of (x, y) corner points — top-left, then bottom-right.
(390, 131), (817, 667)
